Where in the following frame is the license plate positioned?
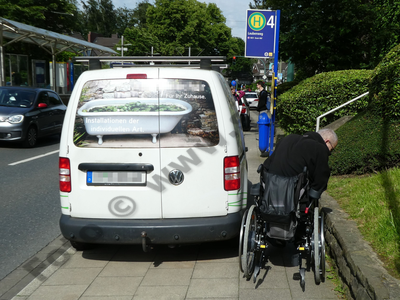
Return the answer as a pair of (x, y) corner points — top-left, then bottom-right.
(87, 171), (146, 186)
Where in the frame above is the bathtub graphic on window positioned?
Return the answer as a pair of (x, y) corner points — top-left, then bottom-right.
(78, 98), (193, 145)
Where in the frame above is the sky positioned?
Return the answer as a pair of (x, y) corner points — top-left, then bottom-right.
(111, 0), (252, 40)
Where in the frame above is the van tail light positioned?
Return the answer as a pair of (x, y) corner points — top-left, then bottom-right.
(224, 156), (240, 191)
(59, 157), (71, 193)
(126, 74), (147, 79)
(241, 107), (247, 114)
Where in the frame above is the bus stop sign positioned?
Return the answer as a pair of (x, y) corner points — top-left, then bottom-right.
(245, 10), (278, 58)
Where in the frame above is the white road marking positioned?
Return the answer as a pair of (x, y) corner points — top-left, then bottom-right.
(8, 150), (59, 166)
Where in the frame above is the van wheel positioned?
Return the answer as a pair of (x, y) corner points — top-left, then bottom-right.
(22, 126), (38, 147)
(70, 240), (94, 251)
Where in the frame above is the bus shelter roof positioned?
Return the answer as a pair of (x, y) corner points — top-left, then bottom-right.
(0, 17), (117, 87)
(0, 17), (116, 55)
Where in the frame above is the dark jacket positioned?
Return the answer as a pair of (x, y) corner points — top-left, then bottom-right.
(257, 89), (270, 112)
(263, 131), (331, 198)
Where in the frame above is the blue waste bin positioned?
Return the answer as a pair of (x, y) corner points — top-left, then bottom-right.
(257, 112), (270, 153)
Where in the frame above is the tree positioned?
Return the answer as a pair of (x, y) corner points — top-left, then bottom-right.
(80, 0), (117, 37)
(0, 0), (79, 34)
(249, 0), (396, 78)
(227, 37), (255, 81)
(122, 27), (159, 56)
(131, 0), (152, 29)
(145, 0), (232, 56)
(115, 7), (136, 37)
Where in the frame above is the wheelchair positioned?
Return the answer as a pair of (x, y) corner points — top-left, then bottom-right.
(239, 164), (326, 290)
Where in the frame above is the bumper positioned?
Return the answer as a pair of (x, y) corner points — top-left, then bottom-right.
(0, 129), (23, 141)
(60, 212), (243, 245)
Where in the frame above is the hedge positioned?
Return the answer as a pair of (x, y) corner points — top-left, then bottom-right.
(329, 110), (400, 175)
(277, 70), (372, 134)
(369, 43), (400, 119)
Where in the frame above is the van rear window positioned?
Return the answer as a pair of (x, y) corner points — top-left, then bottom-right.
(73, 78), (219, 148)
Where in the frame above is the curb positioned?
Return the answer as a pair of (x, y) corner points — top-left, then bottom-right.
(0, 235), (70, 300)
(321, 193), (400, 300)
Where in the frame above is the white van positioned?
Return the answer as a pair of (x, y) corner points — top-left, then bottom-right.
(58, 67), (248, 250)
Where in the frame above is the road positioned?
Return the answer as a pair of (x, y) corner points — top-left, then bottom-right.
(0, 136), (62, 280)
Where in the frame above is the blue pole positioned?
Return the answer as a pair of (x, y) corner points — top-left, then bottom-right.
(269, 10), (280, 156)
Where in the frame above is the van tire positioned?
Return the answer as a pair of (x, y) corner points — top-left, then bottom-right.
(70, 240), (94, 251)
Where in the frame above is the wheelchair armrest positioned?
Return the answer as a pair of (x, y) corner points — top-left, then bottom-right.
(250, 182), (261, 196)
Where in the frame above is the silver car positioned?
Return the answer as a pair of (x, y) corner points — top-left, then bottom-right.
(245, 91), (259, 108)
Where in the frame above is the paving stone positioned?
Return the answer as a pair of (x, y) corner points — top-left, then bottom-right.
(186, 278), (238, 298)
(239, 268), (289, 289)
(141, 269), (193, 286)
(239, 288), (292, 300)
(192, 262), (238, 279)
(133, 285), (188, 300)
(25, 284), (87, 300)
(41, 267), (102, 286)
(99, 261), (151, 277)
(83, 276), (142, 296)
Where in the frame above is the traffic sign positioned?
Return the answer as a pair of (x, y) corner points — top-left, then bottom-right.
(245, 10), (278, 58)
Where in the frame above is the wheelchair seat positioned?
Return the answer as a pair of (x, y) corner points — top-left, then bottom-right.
(257, 165), (309, 241)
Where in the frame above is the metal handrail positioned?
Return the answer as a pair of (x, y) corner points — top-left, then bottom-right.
(315, 92), (369, 131)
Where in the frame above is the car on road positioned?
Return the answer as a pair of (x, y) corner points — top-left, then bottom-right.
(245, 91), (259, 109)
(0, 87), (67, 147)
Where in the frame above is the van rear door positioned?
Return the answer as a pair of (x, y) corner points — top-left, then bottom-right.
(158, 69), (227, 218)
(66, 68), (163, 219)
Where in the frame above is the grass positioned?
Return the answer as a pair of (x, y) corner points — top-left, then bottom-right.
(327, 167), (400, 279)
(325, 251), (347, 299)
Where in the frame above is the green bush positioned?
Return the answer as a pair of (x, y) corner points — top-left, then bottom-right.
(277, 80), (299, 96)
(277, 70), (372, 134)
(369, 43), (400, 119)
(329, 110), (400, 175)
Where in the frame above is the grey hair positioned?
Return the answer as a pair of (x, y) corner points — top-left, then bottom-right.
(317, 128), (338, 146)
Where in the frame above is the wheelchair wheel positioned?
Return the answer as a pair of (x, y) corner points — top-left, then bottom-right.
(320, 211), (326, 282)
(313, 206), (321, 284)
(241, 205), (258, 280)
(238, 208), (249, 273)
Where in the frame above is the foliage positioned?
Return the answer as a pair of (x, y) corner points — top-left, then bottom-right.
(123, 27), (159, 56)
(328, 168), (400, 279)
(329, 110), (400, 175)
(369, 43), (400, 120)
(56, 51), (77, 62)
(114, 1), (151, 37)
(278, 69), (372, 134)
(0, 0), (78, 34)
(145, 0), (232, 56)
(80, 0), (117, 37)
(227, 38), (255, 80)
(250, 0), (400, 79)
(276, 80), (299, 96)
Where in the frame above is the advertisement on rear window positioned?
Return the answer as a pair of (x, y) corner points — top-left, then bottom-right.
(73, 79), (219, 148)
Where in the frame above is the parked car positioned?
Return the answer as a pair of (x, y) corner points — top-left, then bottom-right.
(0, 87), (67, 147)
(239, 93), (251, 131)
(58, 67), (249, 251)
(245, 91), (259, 109)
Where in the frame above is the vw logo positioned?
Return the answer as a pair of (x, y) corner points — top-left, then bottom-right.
(169, 169), (184, 185)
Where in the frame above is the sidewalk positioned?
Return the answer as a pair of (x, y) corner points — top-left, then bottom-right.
(0, 113), (340, 300)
